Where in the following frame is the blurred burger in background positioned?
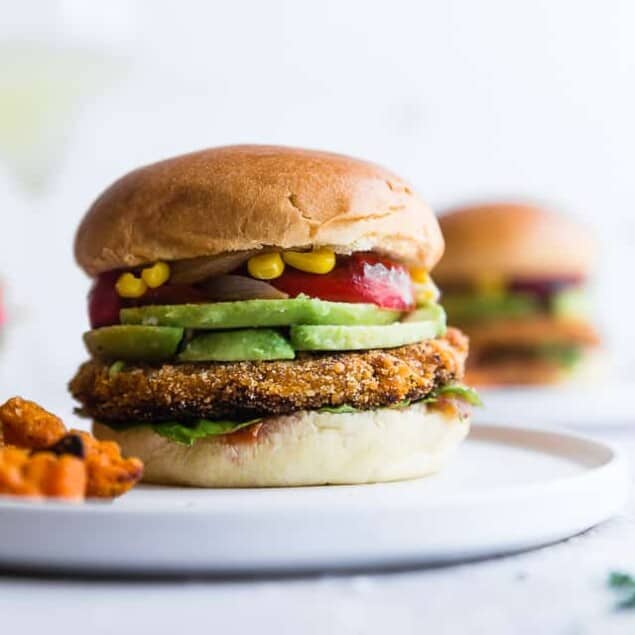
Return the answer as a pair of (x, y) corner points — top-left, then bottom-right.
(434, 202), (601, 386)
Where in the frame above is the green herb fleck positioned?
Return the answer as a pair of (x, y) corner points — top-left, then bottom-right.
(608, 571), (635, 610)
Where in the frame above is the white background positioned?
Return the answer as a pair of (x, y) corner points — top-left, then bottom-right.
(1, 0), (634, 408)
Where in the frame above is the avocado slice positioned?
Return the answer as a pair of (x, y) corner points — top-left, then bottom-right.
(83, 325), (183, 361)
(120, 298), (400, 329)
(290, 320), (442, 351)
(551, 287), (590, 319)
(401, 303), (447, 331)
(179, 329), (295, 362)
(442, 292), (539, 323)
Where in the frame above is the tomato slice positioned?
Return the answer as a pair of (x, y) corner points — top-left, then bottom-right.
(272, 253), (414, 310)
(89, 274), (208, 328)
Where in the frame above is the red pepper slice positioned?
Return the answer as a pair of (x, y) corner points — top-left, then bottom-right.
(88, 271), (123, 328)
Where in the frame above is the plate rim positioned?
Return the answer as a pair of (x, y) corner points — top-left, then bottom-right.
(0, 423), (627, 514)
(0, 423), (629, 573)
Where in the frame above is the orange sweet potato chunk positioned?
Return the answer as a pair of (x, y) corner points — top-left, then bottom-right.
(0, 447), (85, 500)
(74, 431), (143, 498)
(0, 397), (66, 449)
(0, 397), (143, 501)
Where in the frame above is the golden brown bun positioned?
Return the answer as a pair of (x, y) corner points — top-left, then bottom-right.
(435, 202), (595, 283)
(75, 145), (443, 276)
(93, 403), (469, 487)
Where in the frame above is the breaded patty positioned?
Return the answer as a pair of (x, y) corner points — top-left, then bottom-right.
(69, 329), (468, 423)
(467, 316), (600, 352)
(465, 357), (567, 386)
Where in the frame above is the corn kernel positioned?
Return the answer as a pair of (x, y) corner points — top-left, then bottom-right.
(410, 267), (429, 284)
(247, 252), (285, 280)
(115, 273), (148, 298)
(415, 287), (436, 305)
(414, 276), (440, 305)
(141, 261), (171, 288)
(475, 273), (505, 296)
(282, 248), (336, 274)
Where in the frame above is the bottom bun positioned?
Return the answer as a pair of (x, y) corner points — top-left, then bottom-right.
(93, 403), (470, 487)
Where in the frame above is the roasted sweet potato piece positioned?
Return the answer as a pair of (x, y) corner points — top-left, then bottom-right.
(24, 453), (86, 499)
(74, 431), (143, 498)
(41, 433), (86, 459)
(0, 397), (66, 449)
(0, 396), (142, 501)
(0, 447), (85, 500)
(0, 448), (32, 495)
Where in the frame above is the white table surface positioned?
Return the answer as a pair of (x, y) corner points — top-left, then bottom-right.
(1, 425), (634, 635)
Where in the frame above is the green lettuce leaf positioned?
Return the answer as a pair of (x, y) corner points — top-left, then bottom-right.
(318, 384), (481, 415)
(318, 400), (414, 415)
(317, 404), (360, 414)
(151, 418), (262, 446)
(536, 344), (582, 369)
(104, 383), (480, 446)
(436, 383), (483, 406)
(422, 383), (483, 406)
(389, 400), (412, 409)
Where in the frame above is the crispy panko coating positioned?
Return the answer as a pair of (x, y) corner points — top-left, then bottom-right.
(69, 329), (468, 423)
(0, 447), (85, 500)
(0, 397), (66, 449)
(74, 431), (143, 498)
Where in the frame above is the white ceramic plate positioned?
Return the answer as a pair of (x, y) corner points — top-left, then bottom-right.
(0, 424), (628, 575)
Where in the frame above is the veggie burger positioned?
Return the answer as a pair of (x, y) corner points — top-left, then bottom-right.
(435, 202), (601, 386)
(69, 145), (479, 487)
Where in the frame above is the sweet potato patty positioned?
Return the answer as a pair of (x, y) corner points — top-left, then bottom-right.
(69, 329), (468, 422)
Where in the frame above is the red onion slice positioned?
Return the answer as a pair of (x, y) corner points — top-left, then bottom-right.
(169, 251), (257, 285)
(198, 275), (289, 301)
